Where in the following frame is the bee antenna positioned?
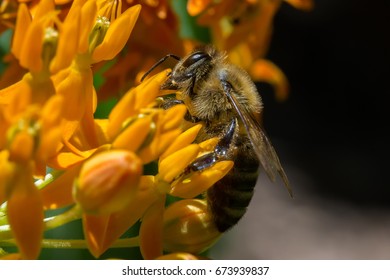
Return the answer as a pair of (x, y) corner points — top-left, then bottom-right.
(140, 54), (181, 82)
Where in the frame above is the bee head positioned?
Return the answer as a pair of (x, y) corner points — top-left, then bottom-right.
(161, 48), (215, 91)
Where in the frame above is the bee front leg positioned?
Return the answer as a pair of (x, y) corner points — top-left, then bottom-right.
(158, 97), (201, 123)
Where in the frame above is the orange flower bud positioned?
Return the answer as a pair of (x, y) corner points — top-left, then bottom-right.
(163, 199), (221, 254)
(73, 150), (142, 215)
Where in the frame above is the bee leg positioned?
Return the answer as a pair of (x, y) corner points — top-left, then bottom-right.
(158, 98), (184, 110)
(214, 117), (237, 160)
(158, 98), (200, 123)
(184, 118), (237, 174)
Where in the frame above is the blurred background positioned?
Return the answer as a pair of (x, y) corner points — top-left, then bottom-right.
(211, 0), (390, 259)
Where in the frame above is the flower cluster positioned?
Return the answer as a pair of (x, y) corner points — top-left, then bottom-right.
(0, 0), (312, 260)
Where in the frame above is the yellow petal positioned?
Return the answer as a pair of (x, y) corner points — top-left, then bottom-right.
(34, 0), (55, 19)
(159, 144), (200, 183)
(107, 70), (168, 139)
(53, 67), (92, 145)
(112, 117), (151, 151)
(8, 131), (34, 164)
(11, 4), (31, 60)
(160, 124), (202, 161)
(187, 0), (212, 16)
(138, 129), (182, 164)
(19, 20), (44, 72)
(92, 4), (141, 62)
(161, 104), (186, 132)
(78, 0), (98, 54)
(49, 5), (81, 73)
(170, 161), (234, 198)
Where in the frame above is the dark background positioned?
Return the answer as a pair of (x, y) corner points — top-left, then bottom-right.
(262, 0), (390, 204)
(211, 0), (390, 259)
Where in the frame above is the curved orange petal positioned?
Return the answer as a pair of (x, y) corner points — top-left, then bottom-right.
(112, 117), (151, 151)
(163, 199), (220, 254)
(48, 147), (97, 169)
(83, 176), (158, 257)
(92, 4), (141, 62)
(7, 164), (44, 259)
(40, 163), (82, 210)
(11, 4), (31, 59)
(139, 195), (165, 260)
(249, 59), (289, 102)
(161, 104), (187, 132)
(50, 5), (81, 73)
(187, 0), (212, 16)
(53, 67), (93, 145)
(170, 161), (234, 198)
(19, 20), (44, 73)
(159, 144), (200, 183)
(137, 128), (182, 164)
(107, 70), (168, 139)
(83, 213), (111, 258)
(160, 124), (202, 161)
(78, 0), (98, 54)
(284, 0), (314, 11)
(34, 0), (55, 19)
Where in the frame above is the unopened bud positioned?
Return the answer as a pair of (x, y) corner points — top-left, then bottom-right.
(163, 199), (221, 254)
(73, 150), (142, 215)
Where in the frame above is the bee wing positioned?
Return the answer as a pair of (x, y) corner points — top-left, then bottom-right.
(224, 88), (293, 197)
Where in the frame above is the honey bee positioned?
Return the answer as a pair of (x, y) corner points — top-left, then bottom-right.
(142, 45), (292, 232)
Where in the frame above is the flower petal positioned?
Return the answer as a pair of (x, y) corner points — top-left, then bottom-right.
(83, 176), (158, 257)
(11, 4), (31, 60)
(92, 4), (141, 62)
(107, 70), (168, 139)
(170, 161), (234, 198)
(284, 0), (314, 11)
(78, 0), (98, 54)
(163, 199), (221, 254)
(7, 164), (44, 259)
(249, 59), (289, 102)
(50, 5), (81, 73)
(40, 164), (82, 210)
(112, 116), (152, 151)
(159, 144), (200, 183)
(74, 150), (142, 215)
(19, 20), (44, 72)
(139, 196), (165, 260)
(160, 124), (202, 161)
(187, 0), (212, 16)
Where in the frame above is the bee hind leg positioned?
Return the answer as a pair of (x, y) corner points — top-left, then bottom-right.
(184, 118), (237, 174)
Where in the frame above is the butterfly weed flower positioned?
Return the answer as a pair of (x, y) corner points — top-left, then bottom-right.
(0, 0), (304, 260)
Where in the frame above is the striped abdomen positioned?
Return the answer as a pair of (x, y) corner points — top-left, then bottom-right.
(206, 147), (259, 232)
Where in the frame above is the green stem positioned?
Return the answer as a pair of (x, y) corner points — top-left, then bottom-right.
(0, 204), (82, 240)
(44, 204), (83, 231)
(34, 170), (64, 190)
(0, 236), (139, 250)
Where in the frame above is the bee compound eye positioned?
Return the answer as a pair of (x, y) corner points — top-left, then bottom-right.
(182, 52), (210, 68)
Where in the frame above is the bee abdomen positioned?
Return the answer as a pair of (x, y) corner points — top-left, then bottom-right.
(206, 161), (259, 232)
